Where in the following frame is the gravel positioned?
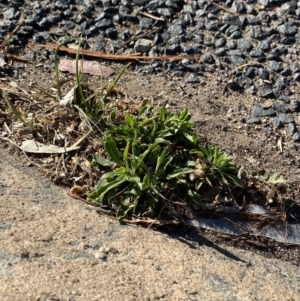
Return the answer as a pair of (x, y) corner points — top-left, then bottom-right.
(1, 0), (300, 141)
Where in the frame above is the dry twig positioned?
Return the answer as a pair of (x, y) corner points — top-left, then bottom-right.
(32, 43), (198, 61)
(209, 1), (241, 17)
(133, 9), (166, 21)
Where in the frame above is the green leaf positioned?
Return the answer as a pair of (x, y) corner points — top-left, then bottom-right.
(144, 190), (160, 210)
(95, 171), (113, 189)
(138, 140), (167, 166)
(179, 108), (188, 120)
(102, 63), (131, 103)
(132, 140), (141, 157)
(123, 140), (130, 170)
(154, 138), (169, 145)
(104, 136), (123, 167)
(187, 161), (196, 167)
(122, 174), (141, 183)
(222, 171), (244, 187)
(142, 172), (152, 190)
(124, 186), (143, 197)
(183, 132), (198, 144)
(116, 200), (132, 219)
(187, 189), (202, 205)
(197, 145), (210, 158)
(195, 180), (203, 191)
(88, 177), (126, 202)
(161, 107), (167, 121)
(3, 92), (27, 125)
(137, 105), (149, 119)
(125, 113), (135, 127)
(92, 155), (114, 167)
(156, 155), (174, 176)
(150, 121), (159, 138)
(146, 145), (161, 167)
(166, 168), (194, 179)
(157, 129), (174, 138)
(110, 108), (117, 122)
(155, 146), (169, 174)
(113, 168), (140, 183)
(131, 198), (139, 213)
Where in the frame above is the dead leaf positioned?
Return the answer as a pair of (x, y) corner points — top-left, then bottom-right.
(20, 140), (80, 154)
(59, 86), (75, 106)
(59, 59), (114, 77)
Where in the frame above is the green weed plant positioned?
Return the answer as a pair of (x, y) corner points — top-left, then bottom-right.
(88, 104), (243, 219)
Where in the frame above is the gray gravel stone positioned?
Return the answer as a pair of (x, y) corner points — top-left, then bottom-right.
(249, 25), (265, 39)
(293, 73), (300, 81)
(246, 85), (258, 95)
(246, 117), (262, 124)
(292, 62), (300, 73)
(201, 53), (214, 64)
(288, 123), (297, 133)
(226, 40), (237, 49)
(258, 40), (270, 51)
(3, 8), (16, 20)
(273, 102), (290, 113)
(272, 117), (284, 129)
(269, 61), (283, 72)
(237, 38), (253, 52)
(249, 49), (264, 57)
(215, 37), (227, 48)
(259, 85), (274, 98)
(139, 17), (153, 29)
(185, 73), (200, 84)
(277, 113), (294, 124)
(158, 8), (172, 17)
(168, 24), (184, 35)
(215, 48), (227, 56)
(230, 56), (246, 66)
(96, 19), (113, 29)
(290, 100), (300, 112)
(292, 132), (300, 141)
(252, 105), (276, 117)
(277, 24), (297, 36)
(134, 39), (152, 53)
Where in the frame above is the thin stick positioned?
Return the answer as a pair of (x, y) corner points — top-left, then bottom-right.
(31, 43), (199, 61)
(210, 1), (240, 17)
(133, 9), (165, 21)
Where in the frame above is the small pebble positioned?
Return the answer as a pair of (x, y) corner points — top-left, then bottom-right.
(95, 252), (107, 260)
